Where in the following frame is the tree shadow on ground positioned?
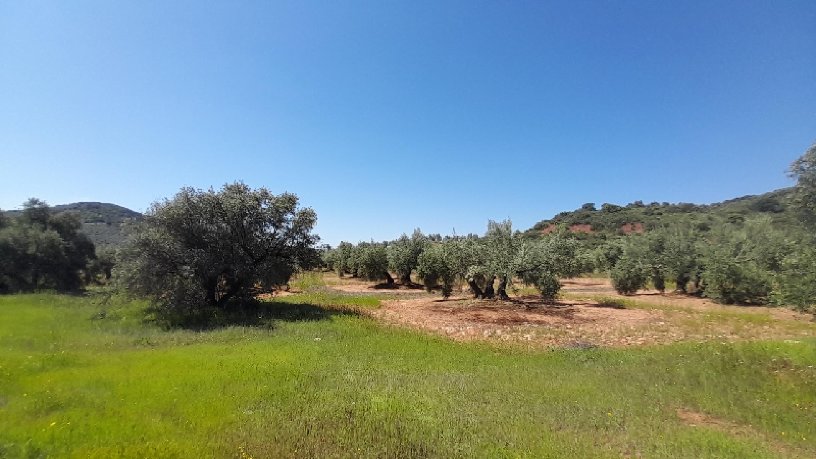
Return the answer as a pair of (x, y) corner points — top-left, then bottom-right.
(156, 299), (362, 331)
(371, 282), (426, 290)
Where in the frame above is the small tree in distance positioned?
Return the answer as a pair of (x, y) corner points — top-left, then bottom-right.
(354, 243), (395, 285)
(116, 183), (319, 326)
(387, 229), (427, 285)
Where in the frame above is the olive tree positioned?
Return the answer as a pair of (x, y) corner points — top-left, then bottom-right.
(325, 242), (355, 276)
(417, 221), (581, 301)
(115, 183), (319, 325)
(0, 198), (96, 293)
(387, 229), (427, 284)
(354, 243), (395, 285)
(789, 142), (816, 226)
(774, 246), (816, 315)
(660, 226), (699, 293)
(416, 241), (458, 298)
(610, 237), (650, 295)
(698, 225), (772, 304)
(773, 144), (816, 313)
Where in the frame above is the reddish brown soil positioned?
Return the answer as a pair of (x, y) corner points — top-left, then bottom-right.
(354, 276), (814, 348)
(371, 295), (661, 347)
(569, 223), (593, 234)
(620, 222), (645, 234)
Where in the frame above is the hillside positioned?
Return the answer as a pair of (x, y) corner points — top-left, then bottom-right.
(5, 202), (142, 249)
(526, 188), (794, 237)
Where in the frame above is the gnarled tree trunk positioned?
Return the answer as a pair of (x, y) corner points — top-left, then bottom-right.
(399, 272), (412, 285)
(497, 276), (510, 300)
(384, 271), (395, 286)
(483, 276), (495, 299)
(467, 278), (483, 298)
(676, 274), (690, 293)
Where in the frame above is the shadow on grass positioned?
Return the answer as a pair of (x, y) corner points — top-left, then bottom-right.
(153, 299), (363, 331)
(589, 301), (627, 310)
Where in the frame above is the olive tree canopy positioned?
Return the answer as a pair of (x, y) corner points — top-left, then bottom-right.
(116, 183), (319, 323)
(789, 142), (816, 226)
(0, 198), (96, 293)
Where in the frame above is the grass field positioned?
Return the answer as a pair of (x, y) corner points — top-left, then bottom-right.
(1, 293), (815, 458)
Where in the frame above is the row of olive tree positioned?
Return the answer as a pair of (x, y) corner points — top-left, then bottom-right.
(325, 221), (590, 300)
(323, 229), (428, 286)
(602, 143), (816, 313)
(603, 219), (781, 303)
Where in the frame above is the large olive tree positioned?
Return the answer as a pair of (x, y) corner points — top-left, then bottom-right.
(116, 183), (319, 324)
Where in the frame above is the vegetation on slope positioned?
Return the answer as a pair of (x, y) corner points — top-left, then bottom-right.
(526, 188), (794, 237)
(4, 201), (142, 249)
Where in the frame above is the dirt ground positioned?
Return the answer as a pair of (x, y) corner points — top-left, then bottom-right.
(322, 275), (816, 348)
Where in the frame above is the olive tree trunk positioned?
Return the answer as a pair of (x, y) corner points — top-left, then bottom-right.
(483, 276), (495, 299)
(497, 276), (510, 300)
(467, 278), (483, 298)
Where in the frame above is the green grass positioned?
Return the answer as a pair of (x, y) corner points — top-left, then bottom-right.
(1, 294), (815, 458)
(288, 271), (329, 292)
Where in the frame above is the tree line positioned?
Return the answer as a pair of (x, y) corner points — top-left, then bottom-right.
(323, 222), (587, 300)
(324, 144), (816, 314)
(1, 143), (814, 323)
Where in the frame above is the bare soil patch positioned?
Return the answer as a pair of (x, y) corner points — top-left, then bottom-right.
(351, 277), (816, 348)
(325, 275), (425, 295)
(371, 295), (663, 347)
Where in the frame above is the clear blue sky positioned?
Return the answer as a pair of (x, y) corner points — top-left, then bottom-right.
(1, 1), (814, 246)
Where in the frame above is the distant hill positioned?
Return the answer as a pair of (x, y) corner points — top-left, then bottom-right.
(526, 188), (795, 237)
(5, 202), (142, 249)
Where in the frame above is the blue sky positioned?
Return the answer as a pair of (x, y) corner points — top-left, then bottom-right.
(1, 1), (814, 246)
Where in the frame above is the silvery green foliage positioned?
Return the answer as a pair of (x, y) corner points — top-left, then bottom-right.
(697, 222), (775, 304)
(610, 236), (652, 295)
(659, 226), (699, 292)
(514, 234), (577, 299)
(417, 220), (574, 300)
(0, 198), (96, 293)
(610, 254), (649, 295)
(115, 183), (319, 325)
(387, 229), (428, 283)
(327, 242), (355, 276)
(774, 246), (816, 314)
(354, 244), (391, 282)
(416, 242), (456, 297)
(789, 142), (816, 226)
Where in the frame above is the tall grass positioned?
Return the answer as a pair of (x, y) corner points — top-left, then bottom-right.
(0, 293), (814, 458)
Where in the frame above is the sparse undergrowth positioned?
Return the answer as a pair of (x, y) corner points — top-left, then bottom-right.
(0, 293), (815, 458)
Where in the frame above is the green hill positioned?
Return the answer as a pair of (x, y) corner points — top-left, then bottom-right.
(5, 202), (142, 249)
(526, 188), (794, 237)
